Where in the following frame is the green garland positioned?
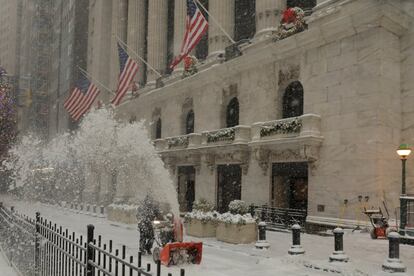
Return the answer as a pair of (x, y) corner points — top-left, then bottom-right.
(260, 118), (302, 137)
(207, 128), (235, 143)
(166, 136), (189, 148)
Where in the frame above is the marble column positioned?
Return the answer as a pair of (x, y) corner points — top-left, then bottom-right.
(110, 0), (129, 91)
(127, 0), (147, 86)
(208, 0), (235, 59)
(147, 0), (168, 84)
(173, 0), (187, 74)
(255, 0), (286, 39)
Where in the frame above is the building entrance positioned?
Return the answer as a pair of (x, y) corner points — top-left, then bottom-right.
(271, 162), (308, 211)
(217, 164), (242, 213)
(177, 166), (195, 212)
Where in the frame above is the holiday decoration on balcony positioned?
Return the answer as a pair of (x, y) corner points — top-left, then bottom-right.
(183, 56), (199, 78)
(273, 7), (307, 41)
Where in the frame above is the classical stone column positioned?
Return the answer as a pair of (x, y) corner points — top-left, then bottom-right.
(255, 0), (286, 39)
(173, 0), (187, 74)
(127, 0), (147, 86)
(208, 0), (235, 59)
(147, 0), (168, 84)
(110, 0), (129, 91)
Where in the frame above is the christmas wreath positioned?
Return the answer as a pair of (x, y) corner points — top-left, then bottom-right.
(273, 7), (307, 41)
(182, 56), (198, 78)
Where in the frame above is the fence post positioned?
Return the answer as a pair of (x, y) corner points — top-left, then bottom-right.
(382, 232), (406, 273)
(288, 224), (305, 255)
(255, 222), (270, 249)
(34, 212), (40, 276)
(329, 227), (349, 262)
(86, 224), (95, 276)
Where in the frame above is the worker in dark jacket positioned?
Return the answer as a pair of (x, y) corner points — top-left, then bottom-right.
(137, 195), (161, 254)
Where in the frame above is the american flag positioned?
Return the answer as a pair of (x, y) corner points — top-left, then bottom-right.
(64, 75), (100, 121)
(111, 43), (139, 106)
(170, 0), (208, 69)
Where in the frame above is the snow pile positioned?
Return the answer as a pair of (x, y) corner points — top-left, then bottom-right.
(108, 203), (139, 211)
(217, 212), (256, 225)
(3, 108), (179, 215)
(185, 210), (220, 224)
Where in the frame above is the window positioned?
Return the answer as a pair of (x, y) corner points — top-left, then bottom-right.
(226, 97), (239, 128)
(234, 0), (256, 42)
(155, 118), (162, 139)
(282, 81), (303, 118)
(186, 110), (195, 134)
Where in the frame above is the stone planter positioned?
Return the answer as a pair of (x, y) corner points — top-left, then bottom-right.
(216, 222), (257, 244)
(185, 219), (217, 238)
(107, 206), (137, 224)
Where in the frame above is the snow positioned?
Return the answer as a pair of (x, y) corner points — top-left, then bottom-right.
(2, 195), (414, 276)
(0, 249), (18, 276)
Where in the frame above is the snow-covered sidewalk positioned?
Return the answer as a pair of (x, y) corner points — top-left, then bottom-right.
(1, 196), (413, 276)
(0, 249), (18, 276)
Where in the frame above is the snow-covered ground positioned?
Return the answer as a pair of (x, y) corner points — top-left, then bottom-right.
(0, 249), (18, 276)
(1, 195), (413, 276)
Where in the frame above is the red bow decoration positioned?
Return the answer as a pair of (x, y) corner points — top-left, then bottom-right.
(282, 8), (296, 24)
(184, 56), (193, 71)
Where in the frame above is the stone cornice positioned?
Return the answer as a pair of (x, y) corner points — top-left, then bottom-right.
(118, 0), (413, 111)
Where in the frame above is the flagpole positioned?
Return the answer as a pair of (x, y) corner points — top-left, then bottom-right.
(77, 66), (116, 96)
(116, 36), (163, 78)
(194, 0), (236, 44)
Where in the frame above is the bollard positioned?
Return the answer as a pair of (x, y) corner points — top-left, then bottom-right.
(80, 204), (84, 214)
(255, 222), (270, 249)
(74, 203), (78, 211)
(100, 206), (105, 217)
(10, 206), (15, 213)
(382, 232), (406, 273)
(288, 224), (305, 255)
(93, 205), (97, 213)
(329, 227), (349, 262)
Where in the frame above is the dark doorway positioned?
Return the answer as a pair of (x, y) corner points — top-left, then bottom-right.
(282, 81), (304, 119)
(177, 166), (195, 212)
(226, 97), (239, 127)
(271, 162), (308, 211)
(217, 164), (242, 213)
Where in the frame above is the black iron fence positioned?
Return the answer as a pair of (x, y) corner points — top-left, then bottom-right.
(251, 205), (307, 230)
(0, 203), (186, 276)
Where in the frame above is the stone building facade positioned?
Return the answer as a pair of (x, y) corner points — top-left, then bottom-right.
(85, 0), (414, 229)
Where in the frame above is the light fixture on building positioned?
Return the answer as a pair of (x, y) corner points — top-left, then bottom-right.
(397, 144), (411, 159)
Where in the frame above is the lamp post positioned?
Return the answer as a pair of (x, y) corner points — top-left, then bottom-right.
(396, 144), (411, 234)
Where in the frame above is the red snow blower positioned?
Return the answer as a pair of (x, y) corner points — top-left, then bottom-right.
(151, 219), (203, 266)
(363, 203), (396, 239)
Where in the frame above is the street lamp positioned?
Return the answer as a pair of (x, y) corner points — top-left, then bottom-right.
(397, 144), (411, 233)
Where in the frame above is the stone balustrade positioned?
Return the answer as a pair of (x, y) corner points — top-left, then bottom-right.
(154, 115), (321, 152)
(251, 114), (321, 142)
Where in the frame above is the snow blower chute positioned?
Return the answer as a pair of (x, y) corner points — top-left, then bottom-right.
(152, 218), (203, 266)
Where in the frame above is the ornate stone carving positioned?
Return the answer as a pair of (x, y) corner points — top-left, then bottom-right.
(254, 148), (270, 175)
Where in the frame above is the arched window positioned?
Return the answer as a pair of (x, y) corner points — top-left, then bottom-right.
(282, 81), (303, 118)
(226, 97), (239, 127)
(155, 118), (162, 139)
(186, 110), (195, 134)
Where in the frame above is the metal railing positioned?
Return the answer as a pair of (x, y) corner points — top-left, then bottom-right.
(0, 203), (186, 276)
(251, 205), (307, 230)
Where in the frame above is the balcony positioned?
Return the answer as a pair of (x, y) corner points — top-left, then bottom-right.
(154, 114), (322, 154)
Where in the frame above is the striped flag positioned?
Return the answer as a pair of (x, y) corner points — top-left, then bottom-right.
(64, 75), (100, 121)
(170, 0), (208, 69)
(111, 43), (139, 106)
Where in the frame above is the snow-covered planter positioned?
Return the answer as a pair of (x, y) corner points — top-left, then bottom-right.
(216, 200), (257, 244)
(185, 199), (218, 237)
(107, 204), (139, 224)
